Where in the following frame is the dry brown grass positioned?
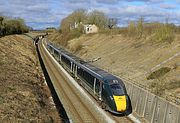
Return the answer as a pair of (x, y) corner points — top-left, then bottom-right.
(47, 29), (83, 47)
(0, 35), (59, 122)
(68, 38), (83, 53)
(152, 24), (175, 43)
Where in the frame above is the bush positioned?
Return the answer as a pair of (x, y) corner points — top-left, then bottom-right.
(126, 17), (144, 38)
(0, 16), (29, 37)
(68, 39), (82, 53)
(153, 23), (174, 43)
(137, 17), (144, 38)
(147, 67), (171, 80)
(127, 21), (137, 37)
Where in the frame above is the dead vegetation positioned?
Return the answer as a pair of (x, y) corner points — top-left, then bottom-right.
(0, 35), (60, 122)
(68, 38), (83, 53)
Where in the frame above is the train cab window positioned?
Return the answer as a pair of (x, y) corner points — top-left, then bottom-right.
(110, 84), (125, 96)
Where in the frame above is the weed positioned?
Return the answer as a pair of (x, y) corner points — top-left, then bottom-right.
(153, 24), (174, 43)
(137, 17), (144, 38)
(127, 21), (137, 37)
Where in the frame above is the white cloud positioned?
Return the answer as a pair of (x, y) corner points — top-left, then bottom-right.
(95, 0), (119, 4)
(0, 0), (179, 29)
(160, 4), (176, 9)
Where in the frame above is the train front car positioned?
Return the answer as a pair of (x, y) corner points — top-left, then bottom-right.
(102, 78), (132, 115)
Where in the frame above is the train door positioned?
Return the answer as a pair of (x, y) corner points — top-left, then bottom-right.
(52, 48), (54, 56)
(75, 66), (78, 78)
(70, 62), (73, 73)
(59, 54), (61, 63)
(72, 63), (76, 76)
(99, 81), (102, 100)
(95, 79), (102, 100)
(57, 52), (60, 62)
(93, 78), (96, 94)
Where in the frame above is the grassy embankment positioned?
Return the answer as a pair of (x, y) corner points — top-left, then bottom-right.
(0, 35), (60, 122)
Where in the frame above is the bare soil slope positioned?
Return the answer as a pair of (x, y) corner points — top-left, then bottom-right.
(0, 35), (60, 122)
(48, 33), (180, 102)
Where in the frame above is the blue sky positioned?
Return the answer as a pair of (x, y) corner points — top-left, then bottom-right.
(0, 0), (180, 29)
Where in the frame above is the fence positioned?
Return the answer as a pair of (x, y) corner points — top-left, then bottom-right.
(124, 79), (180, 123)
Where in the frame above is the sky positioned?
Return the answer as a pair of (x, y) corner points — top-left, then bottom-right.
(0, 0), (180, 29)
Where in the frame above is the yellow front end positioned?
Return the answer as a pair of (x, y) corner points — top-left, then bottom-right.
(113, 95), (127, 112)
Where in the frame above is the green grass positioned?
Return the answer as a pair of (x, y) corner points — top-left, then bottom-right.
(147, 67), (171, 80)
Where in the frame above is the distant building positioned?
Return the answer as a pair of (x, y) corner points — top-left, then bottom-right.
(84, 24), (98, 34)
(70, 22), (99, 34)
(70, 22), (77, 30)
(70, 22), (83, 30)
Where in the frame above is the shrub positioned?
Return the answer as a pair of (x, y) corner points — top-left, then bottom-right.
(0, 16), (29, 37)
(153, 23), (175, 43)
(68, 39), (82, 53)
(127, 21), (137, 37)
(147, 67), (171, 80)
(136, 17), (144, 38)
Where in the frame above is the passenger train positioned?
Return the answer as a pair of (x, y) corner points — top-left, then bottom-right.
(46, 42), (132, 115)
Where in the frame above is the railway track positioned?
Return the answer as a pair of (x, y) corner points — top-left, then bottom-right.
(112, 115), (134, 123)
(38, 38), (134, 123)
(39, 40), (100, 122)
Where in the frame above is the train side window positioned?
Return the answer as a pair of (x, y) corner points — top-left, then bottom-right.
(83, 71), (94, 89)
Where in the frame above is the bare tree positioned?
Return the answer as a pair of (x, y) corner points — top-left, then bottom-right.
(108, 18), (118, 29)
(0, 16), (4, 25)
(87, 10), (108, 29)
(60, 9), (87, 32)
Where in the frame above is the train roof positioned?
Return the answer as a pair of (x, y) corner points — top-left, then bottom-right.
(83, 63), (120, 82)
(58, 47), (87, 64)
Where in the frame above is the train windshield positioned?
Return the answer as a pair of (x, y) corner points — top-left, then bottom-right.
(110, 84), (125, 96)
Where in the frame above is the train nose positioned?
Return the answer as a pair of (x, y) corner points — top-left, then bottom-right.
(113, 95), (127, 112)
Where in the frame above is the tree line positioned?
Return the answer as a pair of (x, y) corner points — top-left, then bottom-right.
(0, 16), (29, 37)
